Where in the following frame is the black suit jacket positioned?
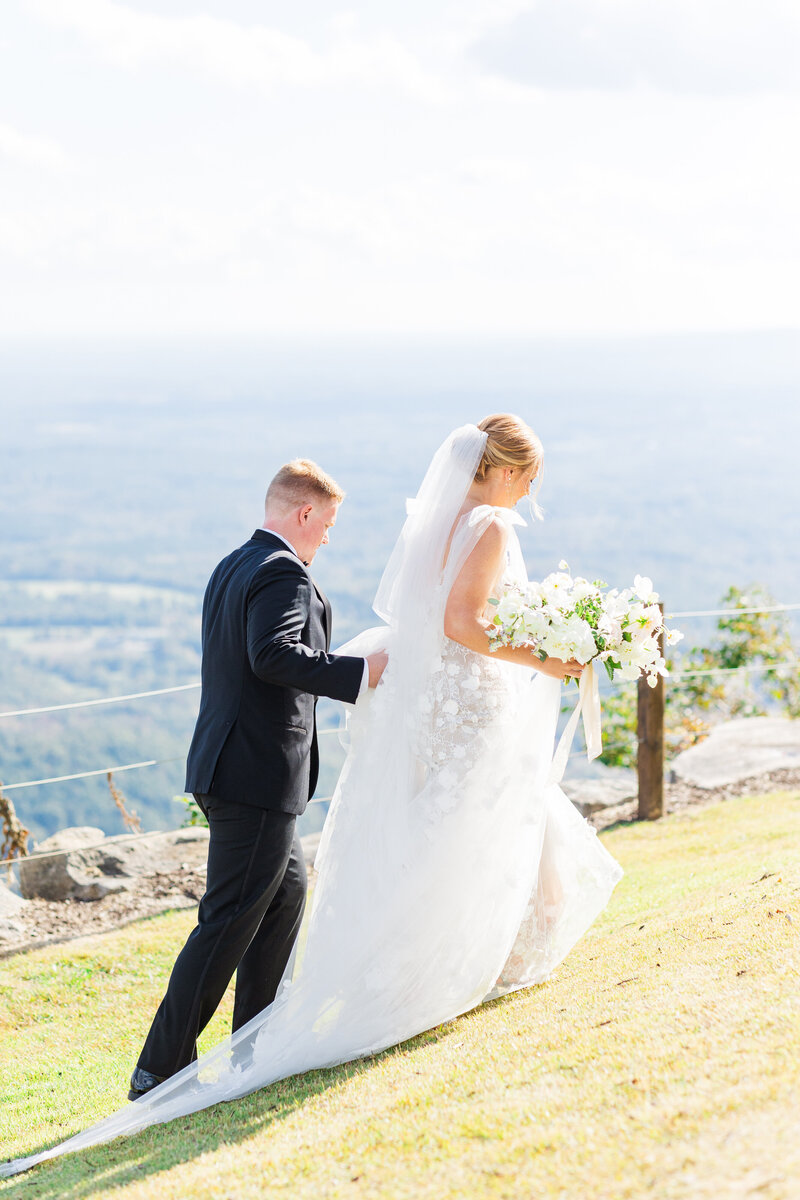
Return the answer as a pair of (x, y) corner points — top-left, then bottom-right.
(185, 530), (364, 815)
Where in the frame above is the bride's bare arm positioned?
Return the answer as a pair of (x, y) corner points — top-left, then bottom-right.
(443, 518), (583, 682)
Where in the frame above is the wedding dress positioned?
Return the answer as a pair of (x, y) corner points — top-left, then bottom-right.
(1, 425), (622, 1177)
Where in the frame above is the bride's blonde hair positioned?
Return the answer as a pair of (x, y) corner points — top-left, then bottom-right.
(474, 414), (544, 516)
(474, 408), (544, 472)
(475, 413), (542, 479)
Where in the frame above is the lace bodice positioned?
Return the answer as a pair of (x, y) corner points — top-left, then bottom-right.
(425, 510), (527, 780)
(420, 553), (525, 825)
(427, 638), (508, 770)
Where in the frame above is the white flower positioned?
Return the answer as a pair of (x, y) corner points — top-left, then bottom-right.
(521, 609), (549, 642)
(558, 559), (570, 571)
(630, 644), (655, 670)
(666, 627), (684, 646)
(641, 604), (663, 633)
(495, 594), (521, 625)
(634, 574), (658, 603)
(541, 571), (572, 600)
(561, 615), (597, 663)
(571, 578), (597, 603)
(598, 614), (622, 646)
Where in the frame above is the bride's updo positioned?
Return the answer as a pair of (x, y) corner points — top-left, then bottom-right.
(475, 413), (543, 482)
(474, 413), (544, 518)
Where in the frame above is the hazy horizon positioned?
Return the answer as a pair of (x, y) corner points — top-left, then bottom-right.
(1, 328), (798, 843)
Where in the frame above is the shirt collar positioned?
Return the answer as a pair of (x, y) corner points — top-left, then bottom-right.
(260, 527), (300, 558)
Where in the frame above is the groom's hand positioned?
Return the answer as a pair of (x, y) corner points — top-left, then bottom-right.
(366, 651), (389, 688)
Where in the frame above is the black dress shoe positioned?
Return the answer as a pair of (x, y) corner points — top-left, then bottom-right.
(128, 1066), (167, 1102)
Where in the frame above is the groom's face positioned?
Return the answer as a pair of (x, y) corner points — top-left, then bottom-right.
(297, 499), (339, 564)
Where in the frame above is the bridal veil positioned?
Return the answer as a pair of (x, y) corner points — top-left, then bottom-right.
(1, 424), (622, 1176)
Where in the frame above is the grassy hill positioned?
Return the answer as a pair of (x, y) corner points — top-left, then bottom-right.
(1, 791), (798, 1199)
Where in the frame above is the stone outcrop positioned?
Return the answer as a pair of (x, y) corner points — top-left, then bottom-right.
(19, 826), (210, 902)
(0, 879), (25, 919)
(561, 775), (638, 816)
(670, 717), (800, 789)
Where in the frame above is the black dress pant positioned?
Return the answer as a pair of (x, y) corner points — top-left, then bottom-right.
(137, 796), (307, 1079)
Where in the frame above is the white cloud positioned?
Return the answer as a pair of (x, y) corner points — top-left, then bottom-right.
(4, 114), (796, 338)
(2, 0), (798, 336)
(457, 156), (532, 185)
(471, 0), (800, 94)
(30, 0), (447, 101)
(0, 122), (71, 171)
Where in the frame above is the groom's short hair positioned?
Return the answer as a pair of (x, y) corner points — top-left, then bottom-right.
(265, 459), (345, 513)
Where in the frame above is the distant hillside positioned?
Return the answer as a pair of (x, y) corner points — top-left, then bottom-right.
(2, 332), (799, 841)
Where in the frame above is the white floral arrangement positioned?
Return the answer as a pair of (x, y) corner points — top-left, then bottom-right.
(488, 562), (683, 687)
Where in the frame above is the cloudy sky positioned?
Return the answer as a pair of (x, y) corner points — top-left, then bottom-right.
(1, 0), (798, 337)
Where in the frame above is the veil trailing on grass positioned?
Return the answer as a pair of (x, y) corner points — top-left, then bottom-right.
(1, 424), (622, 1177)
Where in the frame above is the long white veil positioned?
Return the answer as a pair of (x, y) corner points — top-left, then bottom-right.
(374, 423), (488, 625)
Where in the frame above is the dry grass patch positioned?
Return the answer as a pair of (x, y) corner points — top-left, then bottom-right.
(1, 790), (798, 1199)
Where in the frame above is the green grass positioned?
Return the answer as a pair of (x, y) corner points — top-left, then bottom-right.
(1, 791), (799, 1199)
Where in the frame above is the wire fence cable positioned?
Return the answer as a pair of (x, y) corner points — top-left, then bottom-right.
(0, 730), (342, 793)
(0, 682), (201, 720)
(668, 603), (800, 618)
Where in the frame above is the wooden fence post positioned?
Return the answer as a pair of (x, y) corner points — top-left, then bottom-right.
(637, 603), (665, 820)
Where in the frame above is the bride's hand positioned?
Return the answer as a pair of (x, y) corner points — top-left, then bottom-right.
(536, 654), (584, 681)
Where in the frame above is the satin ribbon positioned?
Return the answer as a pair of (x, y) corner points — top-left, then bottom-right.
(547, 661), (602, 786)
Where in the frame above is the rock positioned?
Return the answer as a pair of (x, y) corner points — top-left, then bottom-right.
(0, 917), (27, 949)
(0, 879), (25, 919)
(36, 826), (106, 851)
(171, 828), (211, 845)
(562, 777), (638, 816)
(670, 717), (800, 790)
(19, 826), (116, 901)
(19, 826), (210, 902)
(20, 824), (130, 901)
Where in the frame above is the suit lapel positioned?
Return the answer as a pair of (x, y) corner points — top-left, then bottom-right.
(311, 578), (332, 651)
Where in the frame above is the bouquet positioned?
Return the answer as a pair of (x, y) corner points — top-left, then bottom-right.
(488, 562), (683, 687)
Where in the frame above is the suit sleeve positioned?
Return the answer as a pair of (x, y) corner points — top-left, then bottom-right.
(246, 555), (364, 703)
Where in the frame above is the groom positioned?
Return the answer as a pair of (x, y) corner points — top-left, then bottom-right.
(130, 459), (387, 1099)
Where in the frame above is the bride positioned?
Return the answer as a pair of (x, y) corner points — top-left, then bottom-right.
(2, 415), (622, 1176)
